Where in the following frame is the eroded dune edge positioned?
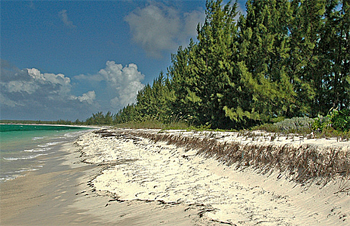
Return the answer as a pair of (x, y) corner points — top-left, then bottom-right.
(75, 128), (350, 225)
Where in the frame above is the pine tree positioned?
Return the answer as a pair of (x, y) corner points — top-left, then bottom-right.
(167, 42), (202, 124)
(135, 72), (175, 122)
(288, 0), (328, 116)
(318, 0), (350, 112)
(228, 0), (296, 125)
(188, 0), (239, 128)
(114, 0), (348, 129)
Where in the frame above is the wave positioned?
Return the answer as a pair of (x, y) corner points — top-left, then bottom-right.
(0, 167), (42, 183)
(3, 153), (48, 161)
(63, 130), (90, 138)
(38, 141), (63, 148)
(0, 175), (19, 183)
(23, 147), (51, 153)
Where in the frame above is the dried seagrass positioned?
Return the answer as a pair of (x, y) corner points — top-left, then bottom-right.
(95, 129), (350, 184)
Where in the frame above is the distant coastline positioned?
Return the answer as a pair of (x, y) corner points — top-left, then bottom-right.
(0, 119), (82, 125)
(0, 121), (98, 129)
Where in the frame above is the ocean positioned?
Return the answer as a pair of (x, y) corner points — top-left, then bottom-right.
(0, 124), (92, 183)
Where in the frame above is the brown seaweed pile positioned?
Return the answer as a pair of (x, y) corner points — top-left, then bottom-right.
(94, 129), (350, 184)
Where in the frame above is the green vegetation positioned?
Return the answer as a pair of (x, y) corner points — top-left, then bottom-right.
(113, 119), (188, 130)
(253, 109), (350, 139)
(4, 0), (349, 135)
(313, 108), (350, 132)
(312, 108), (350, 139)
(328, 109), (350, 132)
(253, 117), (315, 134)
(112, 0), (349, 130)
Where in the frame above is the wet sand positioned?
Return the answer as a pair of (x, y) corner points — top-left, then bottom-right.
(0, 141), (212, 226)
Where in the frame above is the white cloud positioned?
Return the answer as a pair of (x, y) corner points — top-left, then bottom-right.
(124, 2), (205, 58)
(59, 9), (76, 29)
(183, 10), (205, 37)
(6, 80), (38, 94)
(76, 61), (145, 109)
(0, 60), (96, 120)
(1, 60), (145, 120)
(71, 91), (96, 105)
(0, 93), (20, 107)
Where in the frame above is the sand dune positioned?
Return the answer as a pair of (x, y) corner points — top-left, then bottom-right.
(74, 129), (350, 225)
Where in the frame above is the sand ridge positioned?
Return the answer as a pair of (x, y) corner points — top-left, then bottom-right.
(75, 129), (350, 225)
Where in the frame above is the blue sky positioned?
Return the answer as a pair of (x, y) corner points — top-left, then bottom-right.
(1, 0), (246, 121)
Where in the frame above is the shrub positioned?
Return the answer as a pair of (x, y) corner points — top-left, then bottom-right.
(313, 108), (350, 132)
(252, 117), (314, 134)
(272, 117), (314, 133)
(312, 115), (331, 131)
(330, 109), (350, 132)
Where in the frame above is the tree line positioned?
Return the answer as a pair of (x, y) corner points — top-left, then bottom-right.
(90, 0), (349, 129)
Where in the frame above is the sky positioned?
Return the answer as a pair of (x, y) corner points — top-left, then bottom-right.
(1, 0), (247, 121)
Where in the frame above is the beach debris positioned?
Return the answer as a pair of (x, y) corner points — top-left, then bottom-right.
(132, 131), (350, 184)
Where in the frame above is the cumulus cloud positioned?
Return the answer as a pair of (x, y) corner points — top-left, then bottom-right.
(59, 9), (76, 29)
(0, 60), (95, 120)
(75, 61), (145, 109)
(1, 60), (145, 120)
(124, 2), (205, 58)
(0, 93), (20, 107)
(76, 91), (96, 105)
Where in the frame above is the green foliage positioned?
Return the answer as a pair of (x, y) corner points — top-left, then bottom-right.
(313, 108), (350, 132)
(273, 117), (315, 133)
(113, 119), (189, 130)
(237, 0), (298, 121)
(312, 115), (331, 131)
(254, 117), (315, 134)
(85, 111), (111, 125)
(187, 122), (212, 132)
(13, 1), (346, 130)
(96, 0), (349, 131)
(331, 109), (350, 131)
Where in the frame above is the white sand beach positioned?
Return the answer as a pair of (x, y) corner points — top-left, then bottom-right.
(1, 128), (349, 226)
(74, 128), (350, 225)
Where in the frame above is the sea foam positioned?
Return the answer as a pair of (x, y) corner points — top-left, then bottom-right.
(3, 153), (48, 161)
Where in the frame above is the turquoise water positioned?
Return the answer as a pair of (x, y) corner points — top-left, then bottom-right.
(0, 124), (91, 183)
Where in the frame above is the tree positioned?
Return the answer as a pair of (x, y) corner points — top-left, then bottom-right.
(226, 0), (296, 125)
(168, 41), (203, 125)
(317, 0), (350, 113)
(135, 72), (175, 122)
(109, 0), (349, 129)
(168, 0), (240, 128)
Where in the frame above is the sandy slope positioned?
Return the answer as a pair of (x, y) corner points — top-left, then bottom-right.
(74, 129), (350, 225)
(1, 140), (209, 226)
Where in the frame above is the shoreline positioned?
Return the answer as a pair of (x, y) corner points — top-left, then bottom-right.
(0, 141), (100, 225)
(0, 125), (95, 184)
(1, 128), (349, 225)
(0, 131), (210, 226)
